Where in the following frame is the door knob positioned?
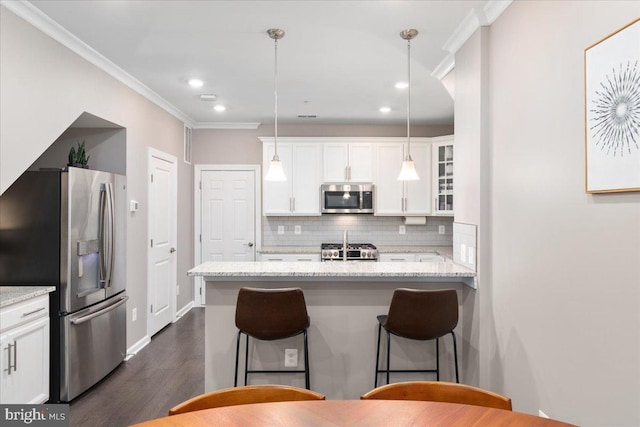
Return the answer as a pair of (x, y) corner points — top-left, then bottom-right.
(247, 242), (254, 247)
(170, 247), (176, 253)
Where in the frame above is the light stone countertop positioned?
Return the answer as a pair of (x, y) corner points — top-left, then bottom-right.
(189, 260), (476, 288)
(259, 246), (453, 257)
(0, 286), (56, 308)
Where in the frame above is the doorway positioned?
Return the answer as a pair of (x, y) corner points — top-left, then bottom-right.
(147, 148), (177, 337)
(194, 165), (261, 306)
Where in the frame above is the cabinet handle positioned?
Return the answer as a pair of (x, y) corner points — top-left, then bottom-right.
(292, 198), (296, 212)
(4, 342), (14, 375)
(348, 166), (352, 181)
(22, 306), (46, 317)
(13, 341), (16, 372)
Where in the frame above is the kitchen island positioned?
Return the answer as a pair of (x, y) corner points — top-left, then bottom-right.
(188, 261), (476, 399)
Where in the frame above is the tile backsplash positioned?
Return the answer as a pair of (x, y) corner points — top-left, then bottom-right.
(263, 216), (453, 247)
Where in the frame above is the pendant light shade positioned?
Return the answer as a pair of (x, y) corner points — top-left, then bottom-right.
(398, 157), (419, 180)
(265, 157), (286, 181)
(265, 28), (287, 182)
(398, 29), (420, 181)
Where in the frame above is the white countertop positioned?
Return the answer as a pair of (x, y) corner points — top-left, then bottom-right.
(259, 246), (453, 256)
(188, 261), (476, 288)
(0, 286), (56, 308)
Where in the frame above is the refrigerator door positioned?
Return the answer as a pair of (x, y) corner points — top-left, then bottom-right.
(61, 168), (123, 313)
(59, 292), (128, 402)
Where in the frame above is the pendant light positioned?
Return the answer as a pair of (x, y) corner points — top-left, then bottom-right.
(397, 29), (420, 181)
(264, 28), (287, 181)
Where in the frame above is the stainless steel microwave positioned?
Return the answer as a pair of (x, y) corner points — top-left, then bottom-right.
(321, 184), (374, 214)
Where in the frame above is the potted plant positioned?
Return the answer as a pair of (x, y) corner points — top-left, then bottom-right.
(67, 141), (90, 169)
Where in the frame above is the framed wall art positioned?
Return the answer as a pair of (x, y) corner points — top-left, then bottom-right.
(585, 18), (640, 193)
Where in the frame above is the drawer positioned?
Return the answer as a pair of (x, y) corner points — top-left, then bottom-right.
(0, 295), (49, 333)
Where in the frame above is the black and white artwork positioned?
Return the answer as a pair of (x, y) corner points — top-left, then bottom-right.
(585, 18), (640, 193)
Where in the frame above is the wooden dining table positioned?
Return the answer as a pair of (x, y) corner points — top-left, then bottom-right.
(129, 400), (577, 427)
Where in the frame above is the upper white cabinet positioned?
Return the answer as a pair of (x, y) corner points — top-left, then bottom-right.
(0, 294), (50, 404)
(261, 139), (322, 216)
(323, 142), (373, 182)
(374, 139), (432, 216)
(431, 136), (454, 216)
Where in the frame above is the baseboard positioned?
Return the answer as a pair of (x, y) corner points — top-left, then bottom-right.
(125, 334), (151, 361)
(175, 301), (194, 320)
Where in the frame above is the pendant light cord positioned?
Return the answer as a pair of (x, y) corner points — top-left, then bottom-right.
(406, 37), (412, 161)
(273, 36), (279, 161)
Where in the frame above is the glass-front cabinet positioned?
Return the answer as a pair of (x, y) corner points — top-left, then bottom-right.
(431, 136), (454, 216)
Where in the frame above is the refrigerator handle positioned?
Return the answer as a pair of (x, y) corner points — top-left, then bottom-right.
(99, 182), (115, 288)
(105, 182), (115, 288)
(99, 184), (107, 287)
(70, 295), (128, 325)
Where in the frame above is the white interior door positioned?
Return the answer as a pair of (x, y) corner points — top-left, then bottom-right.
(148, 149), (177, 337)
(197, 168), (257, 305)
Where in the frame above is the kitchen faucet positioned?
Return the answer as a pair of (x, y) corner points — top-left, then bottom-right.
(343, 229), (348, 262)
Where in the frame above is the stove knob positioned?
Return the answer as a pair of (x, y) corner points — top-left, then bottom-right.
(322, 250), (327, 257)
(333, 250), (339, 257)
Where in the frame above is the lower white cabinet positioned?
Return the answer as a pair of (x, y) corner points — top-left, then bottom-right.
(0, 294), (50, 404)
(379, 253), (445, 262)
(260, 254), (321, 262)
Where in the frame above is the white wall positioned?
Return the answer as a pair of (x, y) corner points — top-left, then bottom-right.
(455, 1), (640, 425)
(0, 7), (194, 348)
(191, 123), (454, 165)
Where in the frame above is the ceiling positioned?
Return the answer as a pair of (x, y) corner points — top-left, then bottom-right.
(26, 1), (508, 128)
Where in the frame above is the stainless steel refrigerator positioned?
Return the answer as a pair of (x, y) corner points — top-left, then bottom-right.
(0, 167), (127, 402)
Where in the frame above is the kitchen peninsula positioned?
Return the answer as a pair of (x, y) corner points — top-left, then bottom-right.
(188, 260), (476, 399)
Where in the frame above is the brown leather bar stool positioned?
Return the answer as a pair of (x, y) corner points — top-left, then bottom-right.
(234, 287), (311, 389)
(374, 288), (459, 387)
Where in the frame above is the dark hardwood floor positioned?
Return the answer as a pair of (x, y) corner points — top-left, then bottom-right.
(69, 307), (204, 427)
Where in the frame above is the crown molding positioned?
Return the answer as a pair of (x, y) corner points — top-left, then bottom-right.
(433, 0), (513, 81)
(2, 0), (195, 127)
(484, 0), (513, 24)
(193, 122), (262, 130)
(431, 53), (455, 81)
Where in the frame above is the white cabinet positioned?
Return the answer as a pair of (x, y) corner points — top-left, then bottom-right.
(379, 253), (415, 262)
(379, 253), (444, 262)
(323, 142), (373, 182)
(262, 140), (322, 216)
(431, 136), (454, 216)
(0, 294), (49, 404)
(374, 140), (432, 216)
(260, 253), (321, 262)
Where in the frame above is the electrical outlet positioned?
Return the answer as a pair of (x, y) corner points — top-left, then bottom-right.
(277, 225), (285, 235)
(132, 307), (137, 322)
(399, 225), (406, 235)
(538, 410), (549, 419)
(294, 225), (301, 235)
(284, 349), (298, 367)
(438, 225), (445, 235)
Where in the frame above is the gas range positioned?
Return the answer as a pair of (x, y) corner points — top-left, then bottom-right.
(321, 243), (378, 261)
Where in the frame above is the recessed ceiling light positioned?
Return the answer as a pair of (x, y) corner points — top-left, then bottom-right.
(395, 81), (409, 89)
(188, 79), (203, 88)
(379, 106), (391, 113)
(214, 105), (226, 112)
